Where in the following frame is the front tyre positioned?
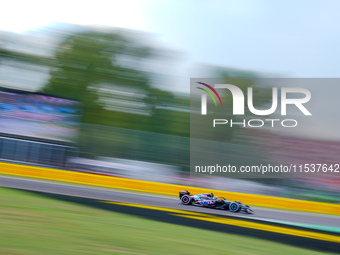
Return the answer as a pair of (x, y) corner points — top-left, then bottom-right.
(229, 202), (240, 212)
(181, 195), (192, 205)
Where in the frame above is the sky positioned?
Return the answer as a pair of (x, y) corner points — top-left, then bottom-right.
(0, 0), (148, 33)
(1, 0), (340, 80)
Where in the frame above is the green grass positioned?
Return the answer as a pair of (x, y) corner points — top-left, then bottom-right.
(0, 187), (334, 255)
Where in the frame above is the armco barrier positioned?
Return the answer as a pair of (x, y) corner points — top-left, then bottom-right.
(0, 162), (339, 215)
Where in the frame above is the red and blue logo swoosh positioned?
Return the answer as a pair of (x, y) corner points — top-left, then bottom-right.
(196, 82), (222, 106)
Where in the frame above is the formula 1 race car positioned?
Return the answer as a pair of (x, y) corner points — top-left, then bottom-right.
(179, 190), (254, 214)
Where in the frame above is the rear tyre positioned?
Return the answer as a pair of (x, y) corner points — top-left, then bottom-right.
(229, 202), (240, 212)
(181, 195), (192, 205)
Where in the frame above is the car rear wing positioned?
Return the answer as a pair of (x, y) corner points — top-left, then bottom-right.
(179, 190), (190, 199)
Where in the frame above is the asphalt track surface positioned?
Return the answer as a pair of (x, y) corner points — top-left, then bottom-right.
(1, 175), (340, 252)
(0, 176), (340, 253)
(0, 175), (339, 229)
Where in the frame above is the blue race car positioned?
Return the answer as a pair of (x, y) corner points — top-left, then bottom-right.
(179, 190), (254, 214)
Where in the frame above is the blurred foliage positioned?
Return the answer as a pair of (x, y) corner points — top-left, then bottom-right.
(0, 27), (273, 171)
(40, 31), (150, 123)
(0, 29), (189, 136)
(0, 47), (52, 66)
(0, 28), (191, 169)
(38, 30), (190, 137)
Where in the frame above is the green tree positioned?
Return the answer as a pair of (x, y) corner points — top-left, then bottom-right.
(40, 30), (153, 124)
